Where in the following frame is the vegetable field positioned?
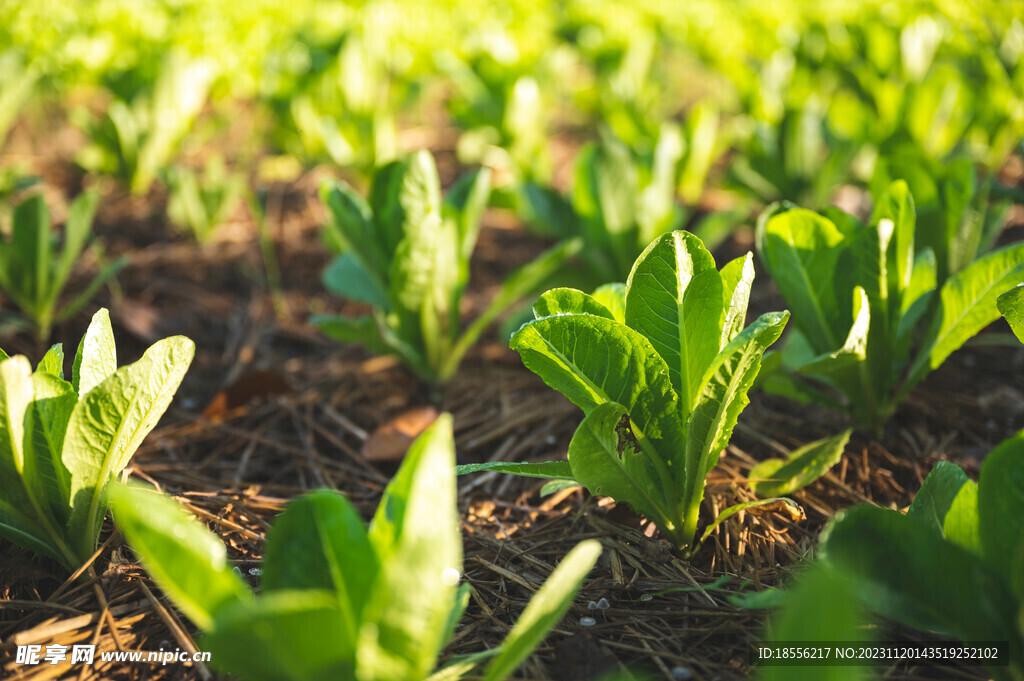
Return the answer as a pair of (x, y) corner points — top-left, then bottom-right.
(1, 1), (1023, 679)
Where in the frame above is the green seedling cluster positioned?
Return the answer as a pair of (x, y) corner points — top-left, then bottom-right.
(0, 309), (193, 571)
(111, 415), (602, 681)
(0, 192), (125, 343)
(756, 180), (1024, 432)
(459, 231), (790, 552)
(312, 150), (577, 384)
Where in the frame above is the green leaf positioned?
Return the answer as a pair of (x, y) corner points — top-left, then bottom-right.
(51, 191), (99, 306)
(444, 168), (492, 267)
(261, 490), (377, 638)
(685, 312), (789, 509)
(532, 288), (614, 320)
(37, 344), (64, 379)
(72, 308), (117, 396)
(591, 283), (626, 323)
(321, 180), (384, 275)
(311, 315), (390, 356)
(25, 372), (75, 526)
(359, 415), (461, 681)
(907, 460), (980, 554)
(567, 402), (675, 531)
(64, 335), (195, 558)
(109, 484), (251, 631)
(510, 314), (683, 463)
(822, 505), (1018, 644)
(908, 241), (1024, 389)
(625, 231), (724, 415)
(455, 461), (573, 480)
(756, 565), (869, 681)
(749, 429), (852, 497)
(481, 540), (601, 681)
(720, 253), (755, 348)
(998, 284), (1024, 344)
(978, 430), (1024, 593)
(322, 254), (390, 310)
(757, 207), (846, 354)
(203, 590), (353, 681)
(869, 180), (916, 307)
(0, 357), (40, 524)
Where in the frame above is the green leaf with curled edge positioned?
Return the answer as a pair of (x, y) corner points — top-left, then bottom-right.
(72, 308), (116, 396)
(998, 284), (1024, 344)
(749, 429), (852, 497)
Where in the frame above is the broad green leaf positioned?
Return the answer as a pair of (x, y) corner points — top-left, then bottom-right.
(799, 288), (870, 377)
(701, 498), (803, 544)
(481, 540), (601, 681)
(756, 565), (869, 681)
(360, 415), (461, 681)
(720, 253), (755, 348)
(25, 372), (75, 525)
(371, 151), (442, 263)
(998, 284), (1024, 343)
(109, 484), (251, 631)
(455, 461), (573, 480)
(37, 344), (64, 379)
(749, 429), (852, 497)
(72, 308), (117, 396)
(64, 336), (195, 557)
(685, 312), (789, 508)
(978, 430), (1024, 593)
(869, 180), (916, 304)
(311, 315), (390, 356)
(261, 490), (377, 638)
(907, 460), (980, 554)
(625, 231), (724, 414)
(204, 590), (353, 681)
(757, 207), (845, 353)
(322, 254), (390, 310)
(592, 283), (626, 323)
(822, 505), (1017, 644)
(511, 314), (683, 463)
(532, 288), (614, 320)
(908, 241), (1024, 388)
(567, 402), (675, 531)
(321, 181), (384, 275)
(0, 358), (43, 531)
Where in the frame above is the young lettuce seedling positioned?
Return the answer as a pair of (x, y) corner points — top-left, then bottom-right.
(459, 231), (790, 554)
(0, 308), (193, 571)
(756, 180), (1024, 433)
(0, 192), (125, 343)
(110, 415), (601, 681)
(312, 150), (578, 384)
(761, 429), (1024, 681)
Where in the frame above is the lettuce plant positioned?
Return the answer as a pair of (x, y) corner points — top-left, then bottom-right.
(757, 180), (1024, 432)
(0, 192), (125, 342)
(520, 126), (701, 284)
(164, 155), (244, 244)
(0, 309), (193, 571)
(75, 52), (216, 194)
(460, 231), (790, 553)
(110, 415), (601, 681)
(312, 150), (577, 383)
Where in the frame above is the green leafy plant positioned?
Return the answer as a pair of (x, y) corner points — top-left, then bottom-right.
(164, 155), (244, 244)
(459, 231), (790, 553)
(762, 429), (1024, 681)
(999, 284), (1024, 343)
(110, 414), (602, 681)
(520, 127), (687, 284)
(872, 149), (1010, 281)
(756, 180), (1024, 432)
(0, 308), (194, 571)
(0, 192), (126, 342)
(311, 150), (577, 383)
(75, 52), (216, 194)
